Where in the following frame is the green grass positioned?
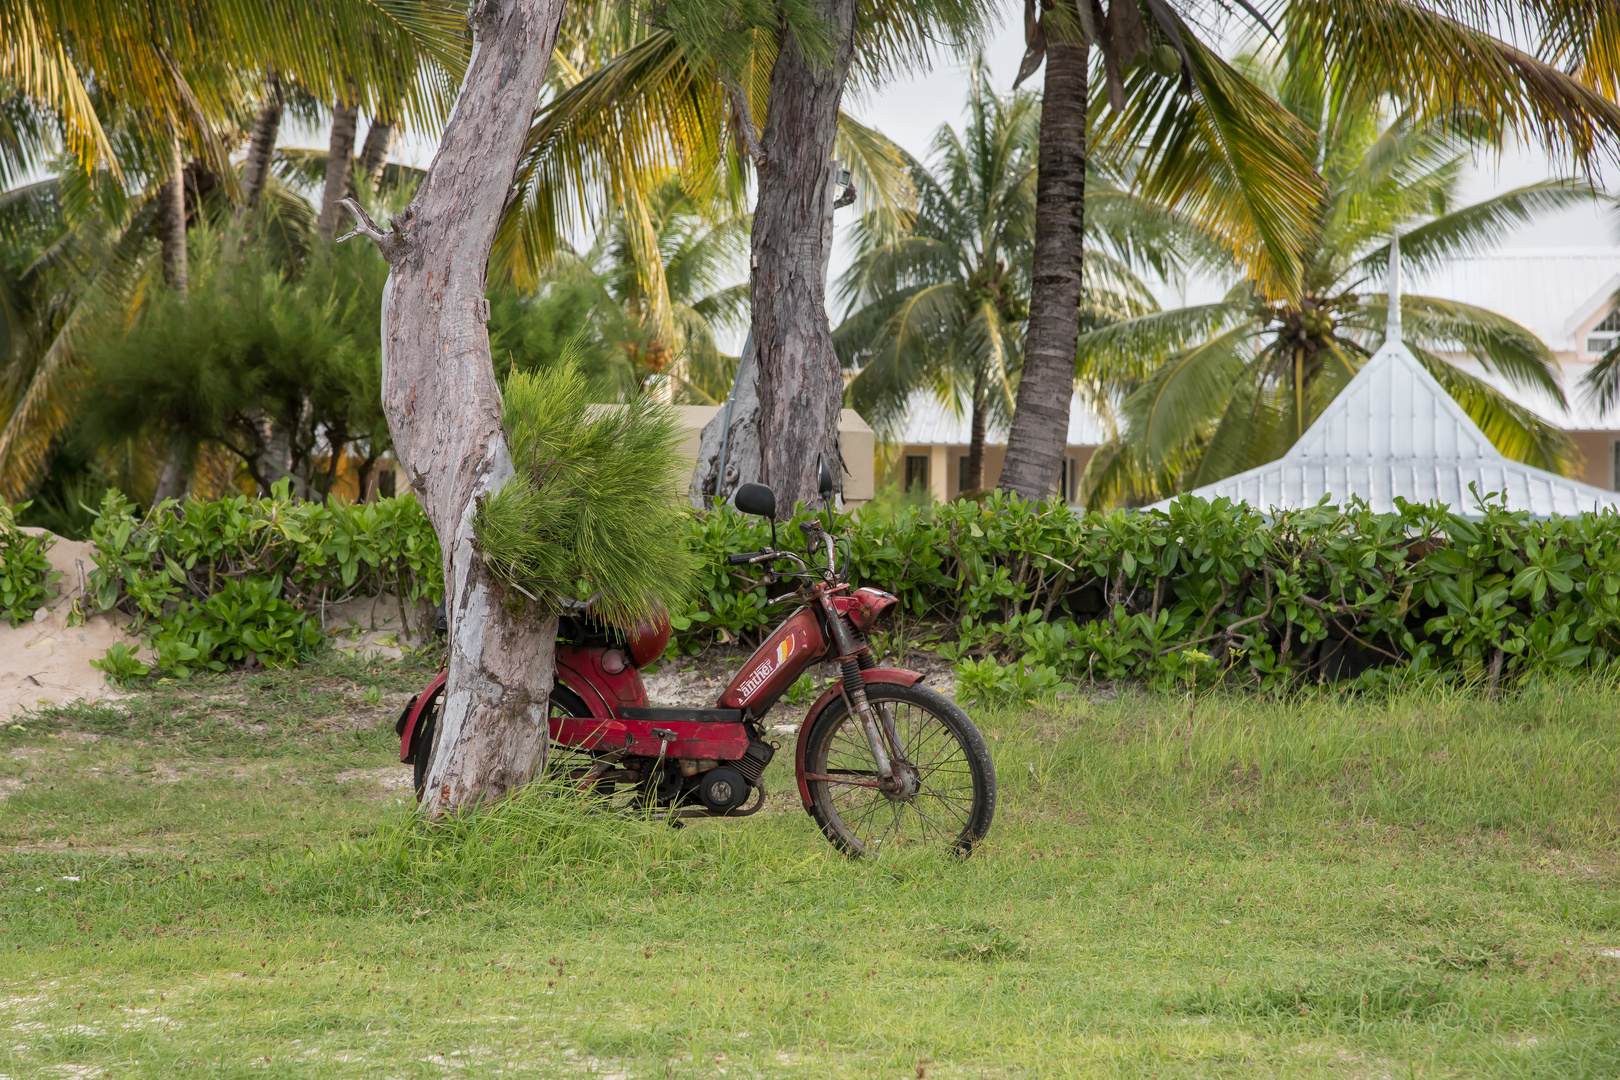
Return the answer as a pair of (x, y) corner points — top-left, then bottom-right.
(3, 659), (1620, 1078)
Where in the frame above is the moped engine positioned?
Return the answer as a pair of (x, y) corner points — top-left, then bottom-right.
(698, 767), (746, 813)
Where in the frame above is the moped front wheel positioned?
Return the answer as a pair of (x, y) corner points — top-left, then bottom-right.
(802, 684), (995, 857)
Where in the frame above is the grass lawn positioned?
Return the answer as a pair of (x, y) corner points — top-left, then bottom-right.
(2, 656), (1619, 1078)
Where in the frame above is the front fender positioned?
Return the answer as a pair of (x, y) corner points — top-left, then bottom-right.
(397, 670), (447, 762)
(794, 668), (925, 808)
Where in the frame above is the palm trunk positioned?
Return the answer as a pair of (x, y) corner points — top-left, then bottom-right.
(997, 39), (1089, 501)
(355, 449), (381, 502)
(966, 373), (988, 492)
(347, 0), (565, 814)
(159, 134), (188, 293)
(355, 118), (396, 196)
(240, 73), (283, 210)
(745, 0), (858, 509)
(318, 93), (359, 242)
(152, 433), (191, 503)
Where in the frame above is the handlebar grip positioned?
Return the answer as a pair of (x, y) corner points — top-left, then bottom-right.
(726, 551), (763, 565)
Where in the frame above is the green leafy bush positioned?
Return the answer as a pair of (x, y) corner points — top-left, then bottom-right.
(83, 484), (441, 677)
(89, 642), (150, 684)
(24, 477), (1620, 693)
(670, 488), (1620, 692)
(0, 502), (59, 626)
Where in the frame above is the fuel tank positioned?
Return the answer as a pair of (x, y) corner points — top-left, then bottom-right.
(717, 606), (827, 716)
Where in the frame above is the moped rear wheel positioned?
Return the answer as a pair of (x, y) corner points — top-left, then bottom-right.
(802, 684), (995, 857)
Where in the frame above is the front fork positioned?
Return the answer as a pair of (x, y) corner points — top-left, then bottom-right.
(821, 598), (913, 797)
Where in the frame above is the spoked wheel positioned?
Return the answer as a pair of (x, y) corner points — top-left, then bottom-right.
(803, 683), (995, 857)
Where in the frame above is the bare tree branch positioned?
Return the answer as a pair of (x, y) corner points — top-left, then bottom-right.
(335, 197), (406, 259)
(721, 75), (766, 170)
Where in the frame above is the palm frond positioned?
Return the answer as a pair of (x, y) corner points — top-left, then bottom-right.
(1354, 180), (1606, 279)
(1289, 0), (1620, 166)
(1355, 294), (1566, 406)
(1094, 29), (1324, 299)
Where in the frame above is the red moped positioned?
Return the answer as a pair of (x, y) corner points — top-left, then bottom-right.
(397, 462), (996, 856)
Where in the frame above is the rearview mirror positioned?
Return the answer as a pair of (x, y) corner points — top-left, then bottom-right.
(733, 483), (777, 520)
(817, 453), (835, 501)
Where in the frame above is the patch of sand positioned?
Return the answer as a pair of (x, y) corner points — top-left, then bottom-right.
(322, 592), (433, 660)
(0, 530), (146, 722)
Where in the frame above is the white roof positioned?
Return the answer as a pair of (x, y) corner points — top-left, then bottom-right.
(1157, 341), (1620, 516)
(1158, 237), (1620, 518)
(1407, 249), (1620, 353)
(895, 391), (1111, 447)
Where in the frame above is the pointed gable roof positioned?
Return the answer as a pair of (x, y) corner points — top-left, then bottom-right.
(1153, 236), (1620, 518)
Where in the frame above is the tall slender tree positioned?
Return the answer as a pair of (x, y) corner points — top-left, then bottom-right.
(337, 0), (569, 812)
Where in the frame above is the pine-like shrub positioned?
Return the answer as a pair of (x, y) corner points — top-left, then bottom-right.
(472, 361), (695, 626)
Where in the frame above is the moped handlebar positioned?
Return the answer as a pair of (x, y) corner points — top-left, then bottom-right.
(726, 551), (764, 565)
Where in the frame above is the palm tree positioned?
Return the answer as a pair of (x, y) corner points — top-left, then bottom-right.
(1075, 52), (1601, 506)
(834, 64), (1219, 494)
(0, 0), (465, 499)
(995, 0), (1620, 502)
(834, 67), (1039, 493)
(588, 174), (750, 403)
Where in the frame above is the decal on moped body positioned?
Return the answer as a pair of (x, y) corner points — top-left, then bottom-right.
(736, 631), (796, 700)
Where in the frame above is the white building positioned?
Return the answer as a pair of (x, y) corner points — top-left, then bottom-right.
(882, 247), (1620, 505)
(1410, 249), (1620, 490)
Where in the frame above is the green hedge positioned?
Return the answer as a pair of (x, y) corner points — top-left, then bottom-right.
(9, 484), (1620, 694)
(678, 491), (1620, 699)
(74, 485), (441, 678)
(1, 502), (60, 626)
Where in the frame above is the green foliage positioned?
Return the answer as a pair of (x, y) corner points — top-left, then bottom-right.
(951, 654), (1060, 705)
(83, 484), (441, 677)
(145, 576), (324, 677)
(0, 501), (59, 625)
(473, 361), (696, 626)
(88, 642), (149, 684)
(73, 229), (393, 497)
(670, 488), (1620, 692)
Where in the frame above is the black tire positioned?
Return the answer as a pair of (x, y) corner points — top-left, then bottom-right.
(803, 683), (995, 857)
(410, 685), (444, 800)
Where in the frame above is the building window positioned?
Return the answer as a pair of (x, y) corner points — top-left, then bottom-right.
(1612, 440), (1620, 492)
(1588, 310), (1620, 356)
(378, 468), (397, 499)
(904, 454), (930, 494)
(957, 454), (974, 494)
(1059, 456), (1079, 503)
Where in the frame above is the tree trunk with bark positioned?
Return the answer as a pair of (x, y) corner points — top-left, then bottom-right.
(997, 39), (1089, 501)
(241, 73), (283, 210)
(688, 341), (759, 507)
(152, 433), (192, 503)
(341, 0), (566, 814)
(355, 118), (396, 196)
(318, 93), (359, 242)
(722, 0), (858, 511)
(159, 134), (188, 293)
(965, 372), (988, 492)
